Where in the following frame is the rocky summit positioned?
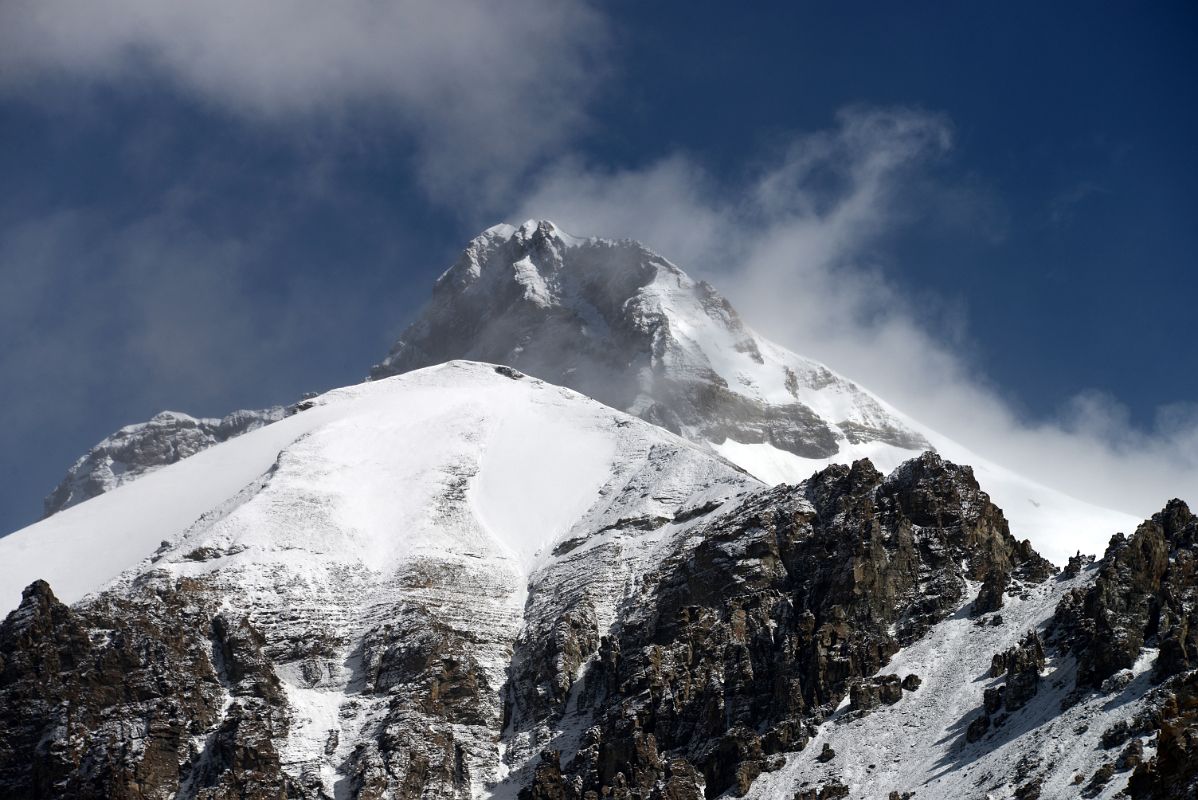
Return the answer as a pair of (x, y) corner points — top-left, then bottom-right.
(370, 220), (928, 463)
(0, 224), (1191, 800)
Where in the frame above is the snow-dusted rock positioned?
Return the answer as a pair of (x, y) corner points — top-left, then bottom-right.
(43, 406), (286, 517)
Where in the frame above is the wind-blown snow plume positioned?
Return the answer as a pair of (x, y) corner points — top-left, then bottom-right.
(514, 107), (1198, 517)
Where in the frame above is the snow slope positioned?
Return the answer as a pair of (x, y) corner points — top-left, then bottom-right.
(42, 406), (286, 517)
(0, 361), (754, 615)
(1, 405), (338, 612)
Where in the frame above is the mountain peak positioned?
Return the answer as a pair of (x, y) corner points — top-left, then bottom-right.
(367, 222), (1139, 565)
(512, 217), (567, 242)
(375, 221), (927, 465)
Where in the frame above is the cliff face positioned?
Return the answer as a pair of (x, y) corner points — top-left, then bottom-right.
(1049, 500), (1198, 799)
(0, 579), (290, 800)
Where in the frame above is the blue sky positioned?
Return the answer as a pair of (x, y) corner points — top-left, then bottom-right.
(0, 1), (1194, 534)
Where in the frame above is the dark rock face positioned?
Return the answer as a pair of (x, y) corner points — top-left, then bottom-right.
(1084, 762), (1116, 797)
(952, 500), (1198, 799)
(971, 570), (1008, 615)
(507, 598), (601, 732)
(849, 674), (904, 712)
(514, 453), (1052, 798)
(795, 780), (848, 799)
(956, 499), (1198, 799)
(966, 713), (991, 743)
(1002, 632), (1047, 711)
(0, 577), (292, 800)
(1063, 552), (1095, 578)
(1053, 500), (1198, 689)
(644, 376), (843, 459)
(1014, 777), (1043, 800)
(1127, 669), (1198, 799)
(345, 607), (497, 800)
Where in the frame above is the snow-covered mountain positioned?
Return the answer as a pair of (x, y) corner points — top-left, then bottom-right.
(371, 220), (1136, 563)
(2, 361), (756, 613)
(3, 222), (1194, 800)
(40, 219), (1134, 561)
(0, 361), (762, 796)
(1, 364), (1193, 798)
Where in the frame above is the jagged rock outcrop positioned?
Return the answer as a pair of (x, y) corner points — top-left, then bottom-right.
(44, 407), (287, 517)
(849, 674), (904, 712)
(515, 452), (1054, 798)
(952, 500), (1198, 796)
(972, 569), (1009, 615)
(968, 630), (1047, 742)
(1052, 500), (1198, 800)
(1053, 499), (1198, 689)
(343, 605), (501, 800)
(0, 578), (292, 800)
(1002, 631), (1047, 711)
(1126, 669), (1198, 799)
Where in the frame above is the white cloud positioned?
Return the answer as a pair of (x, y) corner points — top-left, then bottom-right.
(515, 106), (1198, 518)
(0, 0), (607, 202)
(0, 2), (1189, 524)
